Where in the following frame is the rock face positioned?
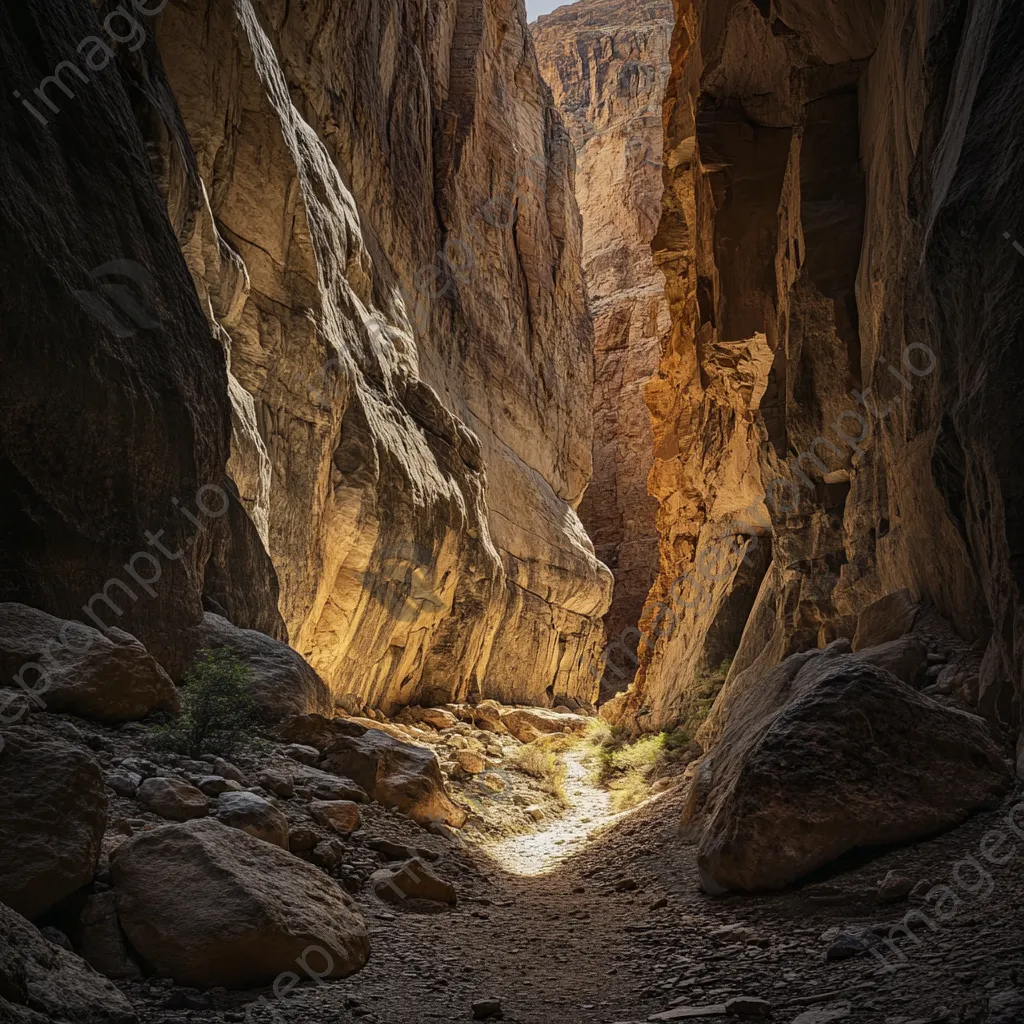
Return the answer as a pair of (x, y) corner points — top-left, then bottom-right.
(533, 0), (673, 700)
(110, 818), (369, 989)
(693, 647), (1013, 893)
(0, 728), (107, 920)
(147, 0), (611, 711)
(0, 901), (137, 1023)
(607, 0), (1024, 747)
(2, 0), (613, 715)
(0, 603), (178, 724)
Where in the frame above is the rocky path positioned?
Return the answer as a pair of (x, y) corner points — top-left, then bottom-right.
(200, 767), (1024, 1024)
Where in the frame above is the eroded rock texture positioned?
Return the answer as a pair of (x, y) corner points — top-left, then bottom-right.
(533, 0), (673, 700)
(1, 0), (611, 711)
(607, 0), (1024, 748)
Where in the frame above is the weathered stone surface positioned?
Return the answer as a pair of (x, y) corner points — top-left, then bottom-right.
(533, 0), (673, 701)
(110, 818), (369, 988)
(395, 706), (460, 731)
(148, 0), (610, 714)
(499, 707), (590, 743)
(75, 892), (142, 981)
(851, 591), (919, 652)
(0, 728), (106, 919)
(606, 0), (1024, 760)
(370, 858), (456, 906)
(0, 901), (136, 1023)
(0, 603), (178, 723)
(137, 777), (209, 823)
(212, 791), (289, 848)
(320, 728), (466, 827)
(308, 799), (361, 836)
(692, 651), (1013, 892)
(197, 612), (331, 722)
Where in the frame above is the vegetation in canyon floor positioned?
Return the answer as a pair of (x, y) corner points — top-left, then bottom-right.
(153, 648), (259, 759)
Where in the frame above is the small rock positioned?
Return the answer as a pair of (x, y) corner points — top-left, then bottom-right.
(455, 750), (487, 774)
(825, 930), (877, 961)
(524, 805), (545, 822)
(258, 770), (295, 799)
(309, 799), (361, 835)
(724, 995), (770, 1018)
(197, 775), (240, 797)
(137, 777), (209, 822)
(288, 827), (318, 854)
(283, 743), (321, 766)
(105, 770), (141, 798)
(877, 870), (915, 904)
(212, 758), (245, 784)
(472, 997), (503, 1020)
(791, 1002), (851, 1024)
(213, 791), (289, 848)
(614, 877), (639, 892)
(479, 773), (506, 792)
(910, 878), (933, 898)
(370, 857), (456, 905)
(40, 926), (73, 951)
(311, 839), (347, 871)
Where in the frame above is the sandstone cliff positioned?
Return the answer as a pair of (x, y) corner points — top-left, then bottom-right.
(607, 0), (1024, 754)
(0, 0), (611, 711)
(532, 0), (673, 700)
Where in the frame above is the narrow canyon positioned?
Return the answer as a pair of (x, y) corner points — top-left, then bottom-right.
(1, 1), (1023, 1023)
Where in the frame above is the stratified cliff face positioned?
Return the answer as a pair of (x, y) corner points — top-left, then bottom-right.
(532, 0), (673, 700)
(0, 0), (611, 710)
(608, 0), (1024, 746)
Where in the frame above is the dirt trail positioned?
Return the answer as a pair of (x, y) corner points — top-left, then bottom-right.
(486, 749), (627, 876)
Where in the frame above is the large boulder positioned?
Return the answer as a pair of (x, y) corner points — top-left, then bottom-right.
(197, 613), (332, 722)
(75, 892), (141, 980)
(319, 727), (467, 827)
(110, 818), (369, 988)
(851, 590), (919, 651)
(499, 707), (590, 743)
(0, 901), (136, 1023)
(0, 603), (178, 723)
(0, 728), (106, 919)
(695, 650), (1013, 893)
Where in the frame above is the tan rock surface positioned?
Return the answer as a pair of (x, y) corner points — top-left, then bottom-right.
(533, 0), (673, 700)
(151, 0), (611, 714)
(606, 0), (1024, 753)
(110, 818), (369, 989)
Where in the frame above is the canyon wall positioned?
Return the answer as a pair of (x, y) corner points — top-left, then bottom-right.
(532, 0), (673, 701)
(607, 0), (1024, 750)
(0, 0), (611, 711)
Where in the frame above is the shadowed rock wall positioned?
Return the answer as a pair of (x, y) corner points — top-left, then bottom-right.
(532, 0), (673, 701)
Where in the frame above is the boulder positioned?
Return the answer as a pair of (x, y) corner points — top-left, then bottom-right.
(308, 799), (361, 835)
(110, 818), (369, 988)
(849, 636), (930, 689)
(851, 590), (918, 651)
(283, 742), (321, 765)
(695, 653), (1012, 892)
(455, 750), (486, 774)
(0, 901), (136, 1023)
(0, 603), (178, 723)
(258, 769), (295, 798)
(197, 775), (241, 797)
(280, 713), (366, 751)
(319, 727), (467, 827)
(137, 777), (209, 822)
(0, 728), (107, 919)
(197, 613), (332, 722)
(499, 707), (589, 743)
(75, 892), (141, 980)
(395, 706), (459, 731)
(212, 791), (289, 848)
(370, 858), (456, 905)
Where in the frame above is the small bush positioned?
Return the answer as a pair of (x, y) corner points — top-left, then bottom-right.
(507, 738), (569, 806)
(156, 648), (257, 759)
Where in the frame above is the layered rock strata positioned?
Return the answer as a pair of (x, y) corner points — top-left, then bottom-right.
(533, 0), (674, 700)
(607, 0), (1024, 752)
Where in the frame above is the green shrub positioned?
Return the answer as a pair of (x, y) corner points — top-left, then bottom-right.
(156, 648), (257, 759)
